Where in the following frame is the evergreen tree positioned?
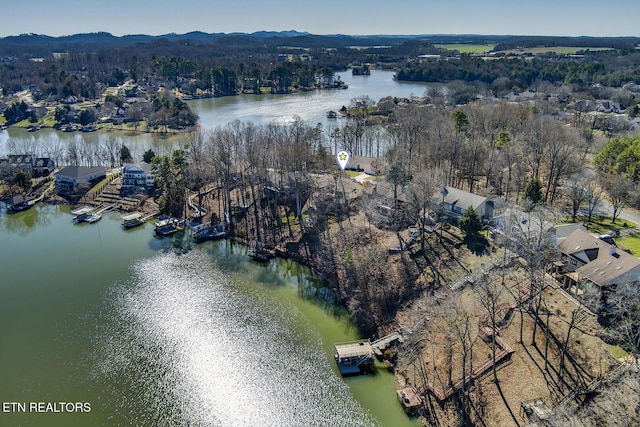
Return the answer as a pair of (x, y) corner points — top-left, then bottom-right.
(522, 177), (544, 205)
(459, 205), (483, 238)
(143, 149), (156, 164)
(120, 145), (133, 164)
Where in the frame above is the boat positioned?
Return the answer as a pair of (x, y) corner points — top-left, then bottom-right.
(121, 212), (145, 229)
(6, 195), (32, 213)
(74, 212), (102, 223)
(71, 206), (94, 223)
(326, 110), (337, 119)
(7, 202), (31, 213)
(192, 223), (227, 241)
(85, 213), (102, 223)
(154, 217), (184, 236)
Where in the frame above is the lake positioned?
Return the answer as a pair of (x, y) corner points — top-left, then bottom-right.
(0, 206), (418, 426)
(0, 70), (432, 158)
(0, 70), (428, 426)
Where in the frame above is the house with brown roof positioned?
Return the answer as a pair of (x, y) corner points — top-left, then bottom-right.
(555, 229), (640, 310)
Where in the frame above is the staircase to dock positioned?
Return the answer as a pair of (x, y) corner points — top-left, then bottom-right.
(371, 332), (403, 356)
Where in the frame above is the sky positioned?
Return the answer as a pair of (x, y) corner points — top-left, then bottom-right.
(1, 0), (639, 38)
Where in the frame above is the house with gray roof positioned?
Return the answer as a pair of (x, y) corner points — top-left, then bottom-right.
(432, 186), (507, 224)
(5, 154), (35, 174)
(122, 161), (154, 188)
(34, 157), (55, 176)
(55, 166), (106, 193)
(492, 207), (558, 248)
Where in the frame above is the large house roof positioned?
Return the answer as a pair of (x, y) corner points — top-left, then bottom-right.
(123, 161), (152, 174)
(56, 166), (106, 179)
(558, 229), (640, 287)
(439, 186), (486, 210)
(433, 186), (506, 212)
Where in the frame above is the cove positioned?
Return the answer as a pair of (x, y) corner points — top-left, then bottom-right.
(0, 206), (417, 426)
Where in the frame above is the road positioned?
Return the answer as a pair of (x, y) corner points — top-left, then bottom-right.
(592, 199), (640, 229)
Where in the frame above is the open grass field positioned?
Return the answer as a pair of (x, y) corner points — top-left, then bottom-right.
(497, 46), (614, 55)
(436, 44), (495, 54)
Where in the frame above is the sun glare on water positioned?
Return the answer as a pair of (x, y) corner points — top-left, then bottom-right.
(96, 250), (377, 426)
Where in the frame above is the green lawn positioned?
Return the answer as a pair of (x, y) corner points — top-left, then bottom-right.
(14, 119), (32, 127)
(346, 170), (362, 178)
(608, 344), (628, 360)
(498, 46), (614, 55)
(436, 44), (495, 54)
(615, 234), (640, 257)
(579, 216), (638, 235)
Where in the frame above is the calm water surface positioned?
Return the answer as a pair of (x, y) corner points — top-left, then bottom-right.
(0, 70), (431, 157)
(0, 206), (417, 426)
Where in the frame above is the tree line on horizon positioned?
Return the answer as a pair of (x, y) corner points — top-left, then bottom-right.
(2, 32), (640, 104)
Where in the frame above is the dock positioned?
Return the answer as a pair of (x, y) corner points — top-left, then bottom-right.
(71, 206), (94, 216)
(192, 223), (227, 241)
(154, 217), (184, 236)
(397, 387), (423, 414)
(333, 332), (403, 375)
(121, 211), (145, 229)
(334, 340), (375, 375)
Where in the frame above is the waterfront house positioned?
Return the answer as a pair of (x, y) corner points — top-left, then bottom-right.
(55, 166), (106, 193)
(5, 154), (35, 174)
(34, 157), (55, 176)
(122, 162), (154, 188)
(555, 229), (640, 310)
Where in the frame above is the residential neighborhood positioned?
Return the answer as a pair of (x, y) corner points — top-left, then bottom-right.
(2, 23), (640, 427)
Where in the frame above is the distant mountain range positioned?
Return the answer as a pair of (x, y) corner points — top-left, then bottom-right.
(0, 31), (638, 56)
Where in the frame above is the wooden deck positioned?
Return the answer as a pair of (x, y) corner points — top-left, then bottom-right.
(397, 387), (423, 414)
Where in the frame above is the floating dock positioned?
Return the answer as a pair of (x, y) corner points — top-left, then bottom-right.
(71, 206), (94, 216)
(333, 332), (403, 376)
(192, 223), (227, 241)
(397, 387), (423, 414)
(154, 217), (184, 236)
(121, 212), (145, 229)
(334, 340), (375, 375)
